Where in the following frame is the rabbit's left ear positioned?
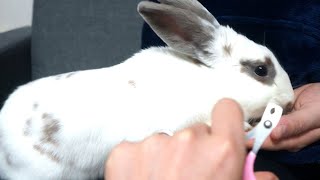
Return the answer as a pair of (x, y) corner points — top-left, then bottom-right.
(138, 1), (219, 67)
(157, 0), (220, 28)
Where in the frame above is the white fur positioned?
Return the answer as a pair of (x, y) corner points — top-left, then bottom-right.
(0, 2), (294, 180)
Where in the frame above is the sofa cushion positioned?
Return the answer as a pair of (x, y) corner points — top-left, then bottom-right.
(31, 0), (143, 79)
(0, 27), (31, 108)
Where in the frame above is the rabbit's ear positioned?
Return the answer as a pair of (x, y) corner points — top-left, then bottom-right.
(138, 1), (219, 67)
(157, 0), (220, 28)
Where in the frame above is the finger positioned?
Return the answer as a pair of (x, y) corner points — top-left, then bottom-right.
(138, 134), (172, 178)
(271, 107), (320, 140)
(106, 141), (136, 166)
(210, 98), (246, 176)
(246, 138), (254, 149)
(176, 123), (210, 138)
(261, 128), (320, 151)
(293, 84), (312, 97)
(255, 171), (279, 180)
(143, 133), (171, 149)
(211, 98), (245, 141)
(105, 141), (139, 180)
(170, 123), (210, 152)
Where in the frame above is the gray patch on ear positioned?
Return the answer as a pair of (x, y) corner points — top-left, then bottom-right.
(158, 0), (220, 27)
(138, 1), (215, 66)
(41, 113), (61, 145)
(240, 56), (276, 85)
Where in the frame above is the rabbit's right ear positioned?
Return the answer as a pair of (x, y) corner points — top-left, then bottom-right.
(138, 1), (219, 67)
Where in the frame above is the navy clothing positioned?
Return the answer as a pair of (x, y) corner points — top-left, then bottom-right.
(142, 0), (320, 166)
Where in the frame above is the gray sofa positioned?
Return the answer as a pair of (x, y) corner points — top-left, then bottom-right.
(0, 0), (143, 108)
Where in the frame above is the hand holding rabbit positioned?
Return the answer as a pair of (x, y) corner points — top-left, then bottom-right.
(105, 99), (278, 180)
(248, 83), (320, 152)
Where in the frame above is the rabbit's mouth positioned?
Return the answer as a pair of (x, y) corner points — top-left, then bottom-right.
(248, 118), (261, 128)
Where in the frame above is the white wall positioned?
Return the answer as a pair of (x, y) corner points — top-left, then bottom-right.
(0, 0), (33, 33)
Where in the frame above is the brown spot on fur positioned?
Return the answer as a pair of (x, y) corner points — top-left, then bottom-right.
(128, 80), (136, 88)
(0, 133), (2, 150)
(55, 75), (62, 80)
(1, 139), (16, 167)
(42, 113), (50, 120)
(223, 44), (232, 56)
(68, 160), (75, 167)
(33, 103), (39, 110)
(33, 144), (45, 154)
(191, 59), (202, 66)
(23, 119), (32, 136)
(33, 144), (60, 163)
(66, 72), (76, 78)
(5, 154), (12, 166)
(41, 113), (60, 145)
(56, 72), (76, 80)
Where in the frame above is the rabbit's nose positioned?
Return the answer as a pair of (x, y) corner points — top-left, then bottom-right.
(283, 102), (293, 115)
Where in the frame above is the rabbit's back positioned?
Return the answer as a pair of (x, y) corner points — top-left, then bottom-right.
(0, 48), (215, 179)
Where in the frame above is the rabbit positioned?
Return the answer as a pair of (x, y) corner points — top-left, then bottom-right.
(0, 0), (294, 179)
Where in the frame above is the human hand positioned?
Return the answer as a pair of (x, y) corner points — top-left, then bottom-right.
(248, 83), (320, 151)
(105, 99), (277, 180)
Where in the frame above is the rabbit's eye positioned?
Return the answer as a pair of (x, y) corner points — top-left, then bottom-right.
(254, 65), (268, 77)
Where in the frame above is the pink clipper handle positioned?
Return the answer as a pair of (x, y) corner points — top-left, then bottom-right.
(243, 151), (256, 180)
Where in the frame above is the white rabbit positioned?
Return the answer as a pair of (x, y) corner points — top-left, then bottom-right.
(0, 0), (294, 179)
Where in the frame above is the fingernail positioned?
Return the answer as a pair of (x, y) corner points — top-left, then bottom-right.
(272, 125), (286, 140)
